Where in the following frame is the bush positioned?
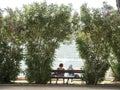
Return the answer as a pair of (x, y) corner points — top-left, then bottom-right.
(82, 61), (109, 85)
(0, 41), (22, 83)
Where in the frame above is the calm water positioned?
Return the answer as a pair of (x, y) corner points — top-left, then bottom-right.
(52, 58), (83, 69)
(20, 58), (83, 70)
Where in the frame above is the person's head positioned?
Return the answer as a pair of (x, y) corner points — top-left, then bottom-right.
(68, 64), (72, 69)
(59, 63), (63, 67)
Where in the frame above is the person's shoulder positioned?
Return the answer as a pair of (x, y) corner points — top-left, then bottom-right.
(63, 68), (65, 70)
(57, 68), (60, 70)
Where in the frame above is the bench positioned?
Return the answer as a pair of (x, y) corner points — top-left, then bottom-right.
(50, 70), (84, 84)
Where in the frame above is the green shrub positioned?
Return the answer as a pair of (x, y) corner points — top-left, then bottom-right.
(0, 41), (22, 83)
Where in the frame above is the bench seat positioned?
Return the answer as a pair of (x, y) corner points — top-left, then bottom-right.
(50, 70), (84, 84)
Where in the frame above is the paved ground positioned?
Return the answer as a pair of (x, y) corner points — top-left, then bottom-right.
(0, 84), (119, 90)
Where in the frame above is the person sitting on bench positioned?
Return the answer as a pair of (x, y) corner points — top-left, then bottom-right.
(56, 63), (65, 83)
(57, 63), (65, 76)
(67, 64), (74, 76)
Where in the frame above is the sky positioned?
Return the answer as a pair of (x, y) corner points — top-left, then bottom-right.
(0, 0), (117, 11)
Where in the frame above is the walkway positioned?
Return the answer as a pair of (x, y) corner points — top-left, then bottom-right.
(0, 84), (119, 90)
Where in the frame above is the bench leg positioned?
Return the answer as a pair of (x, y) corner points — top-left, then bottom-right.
(56, 78), (58, 84)
(66, 78), (69, 84)
(50, 78), (51, 84)
(63, 78), (65, 84)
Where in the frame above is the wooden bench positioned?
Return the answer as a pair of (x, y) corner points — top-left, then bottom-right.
(50, 70), (84, 84)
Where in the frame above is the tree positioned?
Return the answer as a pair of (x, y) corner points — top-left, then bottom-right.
(100, 2), (120, 81)
(22, 2), (78, 84)
(0, 8), (23, 83)
(76, 3), (112, 85)
(107, 7), (120, 81)
(116, 0), (120, 13)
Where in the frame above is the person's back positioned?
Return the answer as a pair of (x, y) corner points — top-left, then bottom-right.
(57, 63), (64, 76)
(67, 65), (74, 76)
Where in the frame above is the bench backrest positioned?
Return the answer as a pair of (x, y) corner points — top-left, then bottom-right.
(51, 70), (84, 73)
